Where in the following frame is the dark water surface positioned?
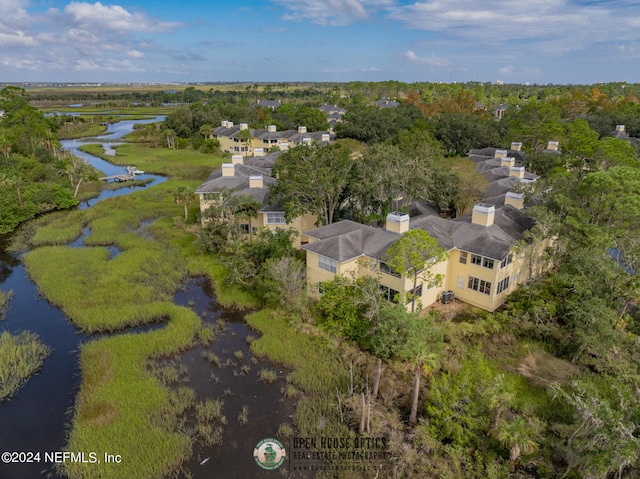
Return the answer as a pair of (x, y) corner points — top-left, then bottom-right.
(0, 117), (298, 478)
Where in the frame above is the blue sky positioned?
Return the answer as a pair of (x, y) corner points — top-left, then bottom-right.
(1, 0), (640, 84)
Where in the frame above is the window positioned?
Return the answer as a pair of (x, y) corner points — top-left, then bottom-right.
(468, 276), (491, 295)
(380, 285), (400, 303)
(202, 192), (221, 201)
(240, 223), (250, 234)
(251, 226), (258, 234)
(407, 284), (423, 303)
(497, 276), (510, 294)
(482, 257), (494, 269)
(318, 255), (337, 273)
(266, 212), (286, 224)
(380, 261), (401, 278)
(501, 252), (513, 268)
(318, 282), (326, 294)
(459, 251), (467, 264)
(471, 253), (494, 269)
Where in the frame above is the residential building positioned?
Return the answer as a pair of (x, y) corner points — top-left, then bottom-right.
(374, 98), (399, 108)
(302, 145), (549, 312)
(194, 157), (316, 248)
(302, 204), (544, 312)
(213, 121), (335, 157)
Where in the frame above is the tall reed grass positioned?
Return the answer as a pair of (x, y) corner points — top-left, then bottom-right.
(0, 331), (51, 401)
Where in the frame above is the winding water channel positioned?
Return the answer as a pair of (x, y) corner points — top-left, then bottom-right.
(0, 117), (296, 479)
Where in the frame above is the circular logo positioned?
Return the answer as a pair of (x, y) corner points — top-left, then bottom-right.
(253, 438), (287, 470)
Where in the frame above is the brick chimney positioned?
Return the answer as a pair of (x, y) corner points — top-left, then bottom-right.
(298, 126), (307, 134)
(267, 125), (276, 132)
(231, 155), (243, 165)
(472, 203), (495, 227)
(547, 141), (559, 151)
(510, 142), (522, 151)
(495, 149), (508, 159)
(385, 212), (410, 234)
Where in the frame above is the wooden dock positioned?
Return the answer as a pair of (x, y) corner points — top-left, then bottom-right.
(98, 174), (135, 182)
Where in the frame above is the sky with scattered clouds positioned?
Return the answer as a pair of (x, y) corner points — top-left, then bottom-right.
(1, 0), (640, 84)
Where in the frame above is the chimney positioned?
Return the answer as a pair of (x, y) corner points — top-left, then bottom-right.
(616, 125), (625, 132)
(385, 212), (410, 234)
(321, 133), (330, 142)
(505, 191), (524, 209)
(495, 149), (508, 159)
(510, 142), (522, 151)
(500, 156), (515, 168)
(302, 137), (312, 144)
(472, 203), (495, 227)
(227, 121), (234, 128)
(221, 163), (235, 177)
(221, 120), (229, 127)
(231, 154), (243, 165)
(547, 140), (559, 151)
(509, 166), (525, 179)
(267, 125), (276, 133)
(298, 126), (307, 134)
(280, 142), (289, 151)
(249, 175), (264, 189)
(254, 147), (265, 157)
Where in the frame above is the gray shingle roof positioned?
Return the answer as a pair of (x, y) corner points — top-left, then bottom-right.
(302, 221), (399, 261)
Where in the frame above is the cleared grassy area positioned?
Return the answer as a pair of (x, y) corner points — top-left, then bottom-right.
(79, 143), (221, 181)
(0, 331), (51, 401)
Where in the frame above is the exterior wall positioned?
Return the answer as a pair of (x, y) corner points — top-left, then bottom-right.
(305, 242), (549, 313)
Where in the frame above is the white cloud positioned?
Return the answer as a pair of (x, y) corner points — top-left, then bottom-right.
(272, 0), (394, 26)
(0, 31), (38, 47)
(63, 2), (182, 33)
(387, 0), (640, 55)
(405, 50), (450, 67)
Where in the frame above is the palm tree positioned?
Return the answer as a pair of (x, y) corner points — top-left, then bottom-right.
(404, 349), (439, 426)
(199, 124), (214, 140)
(497, 416), (541, 472)
(487, 374), (514, 437)
(173, 185), (194, 221)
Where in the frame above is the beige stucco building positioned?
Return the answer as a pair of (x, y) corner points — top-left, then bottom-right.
(194, 159), (316, 248)
(212, 121), (334, 157)
(302, 204), (543, 312)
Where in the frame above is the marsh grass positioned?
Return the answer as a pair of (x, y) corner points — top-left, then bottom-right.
(64, 305), (200, 479)
(0, 331), (51, 401)
(237, 405), (249, 426)
(0, 289), (13, 320)
(195, 399), (226, 447)
(197, 325), (215, 347)
(258, 368), (278, 384)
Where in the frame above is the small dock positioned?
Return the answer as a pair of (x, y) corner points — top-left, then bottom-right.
(98, 174), (135, 182)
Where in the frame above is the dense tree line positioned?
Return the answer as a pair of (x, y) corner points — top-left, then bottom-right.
(0, 87), (89, 233)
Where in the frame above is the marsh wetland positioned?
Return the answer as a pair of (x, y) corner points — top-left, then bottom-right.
(0, 116), (297, 479)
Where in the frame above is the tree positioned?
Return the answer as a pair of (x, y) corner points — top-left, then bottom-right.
(237, 128), (252, 155)
(270, 143), (353, 225)
(260, 256), (307, 312)
(384, 229), (447, 312)
(497, 416), (542, 472)
(405, 348), (439, 426)
(173, 185), (194, 220)
(0, 172), (24, 207)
